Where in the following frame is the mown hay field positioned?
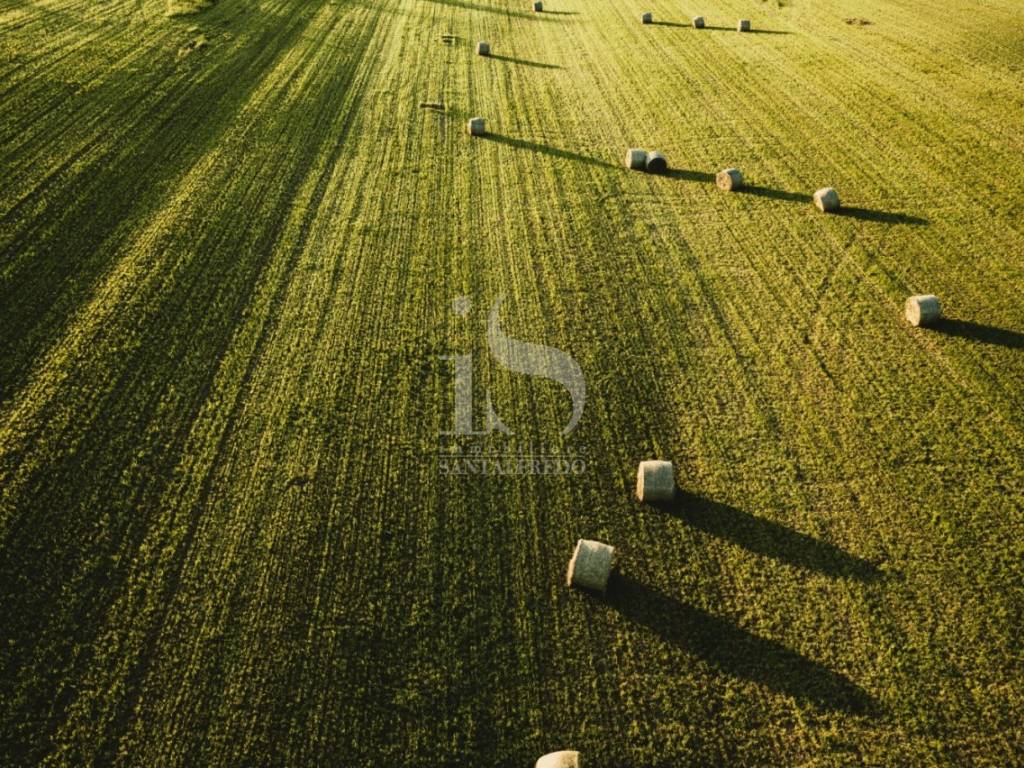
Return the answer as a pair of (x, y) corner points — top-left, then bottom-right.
(1, 0), (1023, 764)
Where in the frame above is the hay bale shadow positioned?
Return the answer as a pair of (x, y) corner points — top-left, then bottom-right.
(834, 207), (929, 225)
(427, 0), (555, 19)
(930, 319), (1024, 350)
(664, 168), (716, 183)
(704, 25), (793, 34)
(480, 134), (615, 168)
(736, 185), (812, 204)
(489, 54), (560, 69)
(733, 188), (927, 222)
(656, 490), (883, 581)
(605, 574), (880, 714)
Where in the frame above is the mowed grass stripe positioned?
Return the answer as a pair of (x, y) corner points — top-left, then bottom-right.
(0, 0), (339, 400)
(0, 0), (350, 528)
(84, 1), (468, 765)
(71, 10), (389, 767)
(1, 1), (387, 764)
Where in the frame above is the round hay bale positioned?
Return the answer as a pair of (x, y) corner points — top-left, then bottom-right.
(813, 187), (840, 212)
(641, 11), (652, 24)
(645, 151), (667, 174)
(536, 751), (581, 768)
(476, 41), (490, 56)
(467, 117), (485, 136)
(533, 0), (543, 11)
(636, 460), (675, 502)
(716, 168), (744, 191)
(566, 540), (614, 593)
(625, 148), (648, 170)
(905, 294), (942, 327)
(737, 19), (751, 32)
(693, 15), (705, 28)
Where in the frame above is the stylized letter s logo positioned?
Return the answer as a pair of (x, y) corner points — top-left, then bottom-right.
(487, 296), (586, 436)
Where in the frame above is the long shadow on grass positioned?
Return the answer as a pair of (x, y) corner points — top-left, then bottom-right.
(835, 207), (929, 225)
(489, 53), (560, 69)
(0, 0), (339, 398)
(657, 490), (881, 580)
(651, 20), (691, 28)
(735, 188), (929, 223)
(0, 6), (383, 764)
(736, 185), (812, 204)
(930, 319), (1024, 350)
(481, 134), (615, 168)
(665, 168), (716, 183)
(605, 575), (878, 714)
(704, 25), (793, 35)
(426, 0), (553, 20)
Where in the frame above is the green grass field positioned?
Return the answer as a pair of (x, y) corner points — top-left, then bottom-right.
(2, 0), (1023, 764)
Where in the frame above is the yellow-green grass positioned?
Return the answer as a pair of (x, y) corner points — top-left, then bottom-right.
(1, 0), (1023, 764)
(167, 1), (215, 17)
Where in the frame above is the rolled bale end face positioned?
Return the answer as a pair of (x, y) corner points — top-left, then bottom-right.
(566, 540), (615, 594)
(533, 1), (543, 11)
(813, 187), (841, 212)
(716, 168), (744, 191)
(467, 117), (485, 136)
(641, 11), (652, 24)
(476, 41), (490, 56)
(738, 19), (751, 32)
(645, 151), (667, 174)
(535, 751), (581, 768)
(625, 148), (648, 170)
(692, 15), (705, 28)
(636, 460), (675, 503)
(905, 295), (942, 327)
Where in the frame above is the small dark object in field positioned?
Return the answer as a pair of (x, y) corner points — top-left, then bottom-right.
(177, 34), (209, 57)
(419, 101), (445, 110)
(285, 475), (311, 490)
(641, 11), (652, 24)
(737, 19), (751, 32)
(845, 17), (872, 26)
(693, 16), (705, 28)
(645, 151), (667, 173)
(533, 1), (543, 11)
(477, 41), (490, 55)
(467, 117), (485, 136)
